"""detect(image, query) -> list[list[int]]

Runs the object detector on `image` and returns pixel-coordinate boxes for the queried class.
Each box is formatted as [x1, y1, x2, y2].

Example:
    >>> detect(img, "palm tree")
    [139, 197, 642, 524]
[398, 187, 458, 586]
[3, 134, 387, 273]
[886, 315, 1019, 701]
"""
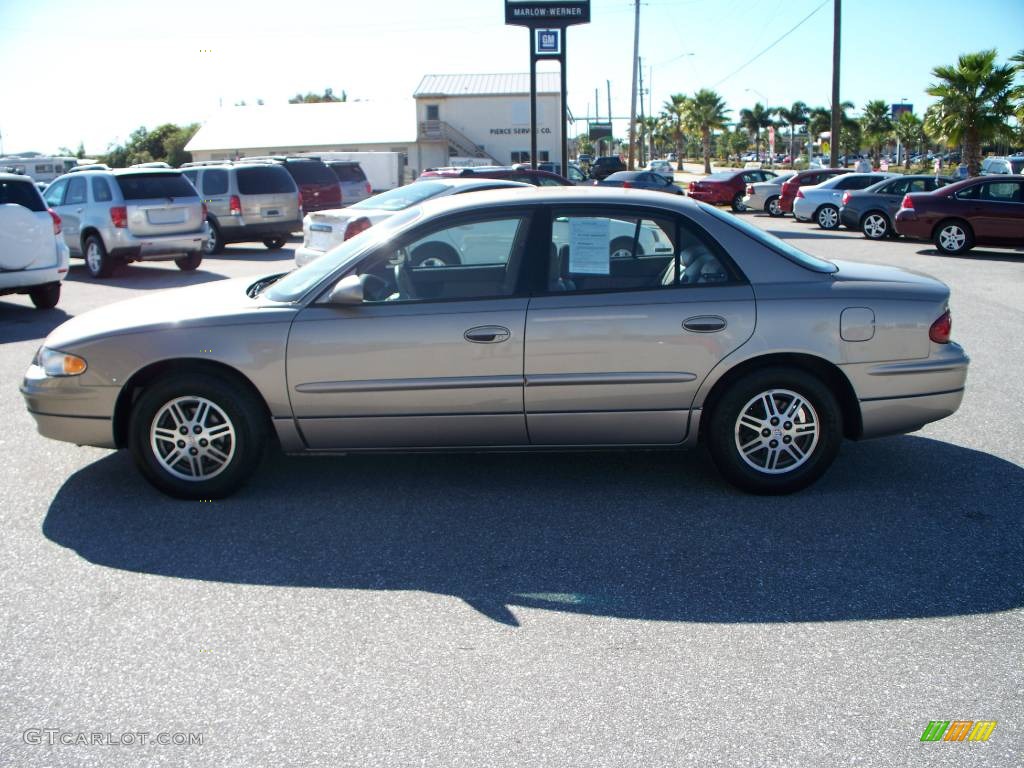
[926, 49, 1016, 176]
[738, 103, 774, 161]
[893, 111, 924, 168]
[777, 101, 809, 168]
[1010, 49, 1024, 122]
[808, 101, 855, 165]
[683, 89, 731, 174]
[860, 100, 893, 167]
[662, 94, 690, 170]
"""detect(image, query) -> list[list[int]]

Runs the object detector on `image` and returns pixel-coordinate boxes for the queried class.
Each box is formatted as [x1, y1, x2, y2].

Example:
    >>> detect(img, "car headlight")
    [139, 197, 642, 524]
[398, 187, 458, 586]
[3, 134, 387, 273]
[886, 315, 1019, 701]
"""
[35, 347, 88, 376]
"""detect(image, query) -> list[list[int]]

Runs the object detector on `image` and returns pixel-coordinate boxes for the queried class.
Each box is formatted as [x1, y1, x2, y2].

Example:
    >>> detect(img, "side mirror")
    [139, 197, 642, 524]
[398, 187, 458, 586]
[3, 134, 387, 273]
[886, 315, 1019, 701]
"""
[327, 274, 364, 305]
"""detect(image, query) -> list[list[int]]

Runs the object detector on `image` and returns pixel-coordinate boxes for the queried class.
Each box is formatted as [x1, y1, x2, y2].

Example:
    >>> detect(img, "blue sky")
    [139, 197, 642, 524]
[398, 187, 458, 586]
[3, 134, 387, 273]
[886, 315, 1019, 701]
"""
[1, 0, 1021, 155]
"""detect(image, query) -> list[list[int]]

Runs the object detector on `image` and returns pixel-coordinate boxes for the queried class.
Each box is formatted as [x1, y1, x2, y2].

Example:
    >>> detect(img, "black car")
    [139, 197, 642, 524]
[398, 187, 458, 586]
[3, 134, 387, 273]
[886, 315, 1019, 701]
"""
[589, 156, 627, 181]
[839, 175, 953, 239]
[595, 170, 683, 194]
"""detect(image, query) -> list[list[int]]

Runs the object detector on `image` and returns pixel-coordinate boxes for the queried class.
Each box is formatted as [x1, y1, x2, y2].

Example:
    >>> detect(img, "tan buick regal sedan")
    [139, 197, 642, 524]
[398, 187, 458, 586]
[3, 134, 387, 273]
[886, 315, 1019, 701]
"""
[22, 187, 969, 498]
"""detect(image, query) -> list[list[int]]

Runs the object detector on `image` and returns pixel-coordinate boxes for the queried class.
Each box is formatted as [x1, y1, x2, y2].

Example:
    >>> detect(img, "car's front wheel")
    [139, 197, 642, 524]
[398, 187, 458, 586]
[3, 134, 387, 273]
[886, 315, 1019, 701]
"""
[766, 196, 783, 217]
[816, 205, 840, 230]
[731, 193, 747, 213]
[129, 373, 267, 499]
[706, 368, 842, 494]
[263, 236, 288, 250]
[29, 282, 61, 309]
[174, 252, 203, 271]
[861, 212, 890, 240]
[934, 219, 974, 255]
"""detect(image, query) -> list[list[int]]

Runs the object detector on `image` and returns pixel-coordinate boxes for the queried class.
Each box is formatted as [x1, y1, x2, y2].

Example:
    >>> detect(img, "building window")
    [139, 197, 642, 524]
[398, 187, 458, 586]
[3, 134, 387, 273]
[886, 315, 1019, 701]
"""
[511, 151, 531, 163]
[426, 105, 439, 121]
[539, 151, 550, 162]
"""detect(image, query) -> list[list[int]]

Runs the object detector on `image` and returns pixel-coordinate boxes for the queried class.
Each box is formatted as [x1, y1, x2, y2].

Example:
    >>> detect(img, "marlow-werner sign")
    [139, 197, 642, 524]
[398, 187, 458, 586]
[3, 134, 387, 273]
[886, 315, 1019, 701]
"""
[505, 1, 590, 26]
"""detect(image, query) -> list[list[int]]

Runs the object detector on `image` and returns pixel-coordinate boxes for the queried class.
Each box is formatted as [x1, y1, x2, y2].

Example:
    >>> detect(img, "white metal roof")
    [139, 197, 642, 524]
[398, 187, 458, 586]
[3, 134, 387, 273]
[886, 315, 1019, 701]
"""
[414, 73, 561, 97]
[184, 101, 417, 153]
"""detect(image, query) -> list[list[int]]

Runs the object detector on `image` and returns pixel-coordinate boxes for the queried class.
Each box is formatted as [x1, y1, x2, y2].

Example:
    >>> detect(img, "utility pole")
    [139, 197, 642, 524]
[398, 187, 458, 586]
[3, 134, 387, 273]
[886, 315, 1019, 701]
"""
[638, 57, 646, 167]
[595, 87, 600, 156]
[829, 0, 841, 168]
[606, 80, 612, 155]
[627, 0, 640, 169]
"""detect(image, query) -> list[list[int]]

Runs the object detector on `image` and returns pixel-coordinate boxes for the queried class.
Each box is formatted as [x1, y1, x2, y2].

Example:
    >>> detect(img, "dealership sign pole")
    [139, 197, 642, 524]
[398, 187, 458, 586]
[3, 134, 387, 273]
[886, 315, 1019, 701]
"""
[505, 1, 590, 175]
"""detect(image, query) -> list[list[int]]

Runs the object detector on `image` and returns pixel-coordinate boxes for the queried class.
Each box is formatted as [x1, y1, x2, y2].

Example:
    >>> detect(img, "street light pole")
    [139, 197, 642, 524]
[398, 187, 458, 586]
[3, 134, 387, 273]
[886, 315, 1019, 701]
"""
[829, 0, 841, 168]
[627, 0, 640, 170]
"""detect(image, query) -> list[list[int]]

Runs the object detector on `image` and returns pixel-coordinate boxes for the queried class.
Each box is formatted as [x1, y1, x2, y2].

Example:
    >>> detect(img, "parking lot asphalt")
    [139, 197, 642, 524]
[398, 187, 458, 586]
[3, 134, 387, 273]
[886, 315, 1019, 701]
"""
[1, 219, 1021, 767]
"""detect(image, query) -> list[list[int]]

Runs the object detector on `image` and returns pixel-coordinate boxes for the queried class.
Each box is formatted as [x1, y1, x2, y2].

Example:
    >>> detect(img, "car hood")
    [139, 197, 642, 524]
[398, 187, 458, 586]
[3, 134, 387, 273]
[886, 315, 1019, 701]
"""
[45, 276, 296, 350]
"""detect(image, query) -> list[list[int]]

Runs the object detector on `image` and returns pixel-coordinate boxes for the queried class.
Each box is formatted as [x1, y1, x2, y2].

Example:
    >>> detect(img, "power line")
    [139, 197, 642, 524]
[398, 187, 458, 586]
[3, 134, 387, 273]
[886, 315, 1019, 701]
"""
[713, 0, 829, 88]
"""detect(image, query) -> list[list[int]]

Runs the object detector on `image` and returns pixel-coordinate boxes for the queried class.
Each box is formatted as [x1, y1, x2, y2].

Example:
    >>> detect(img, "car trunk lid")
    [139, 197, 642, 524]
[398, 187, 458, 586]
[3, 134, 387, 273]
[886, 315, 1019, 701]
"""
[115, 173, 204, 237]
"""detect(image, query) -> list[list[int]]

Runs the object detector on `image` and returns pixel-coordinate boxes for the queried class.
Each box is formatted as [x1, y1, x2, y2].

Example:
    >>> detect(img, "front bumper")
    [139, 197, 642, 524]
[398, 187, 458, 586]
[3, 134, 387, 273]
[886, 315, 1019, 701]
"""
[792, 197, 815, 221]
[839, 206, 861, 229]
[293, 245, 327, 268]
[108, 224, 209, 261]
[21, 364, 118, 448]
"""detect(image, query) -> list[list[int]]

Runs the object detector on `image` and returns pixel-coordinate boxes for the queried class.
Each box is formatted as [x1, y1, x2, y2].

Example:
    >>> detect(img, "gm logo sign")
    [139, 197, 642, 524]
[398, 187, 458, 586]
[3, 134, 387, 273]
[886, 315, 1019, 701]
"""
[534, 28, 561, 56]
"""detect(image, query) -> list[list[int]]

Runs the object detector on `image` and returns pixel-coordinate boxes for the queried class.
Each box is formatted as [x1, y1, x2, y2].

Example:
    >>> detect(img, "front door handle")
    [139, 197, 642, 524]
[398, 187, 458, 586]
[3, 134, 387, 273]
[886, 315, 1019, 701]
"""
[464, 325, 511, 343]
[683, 315, 727, 333]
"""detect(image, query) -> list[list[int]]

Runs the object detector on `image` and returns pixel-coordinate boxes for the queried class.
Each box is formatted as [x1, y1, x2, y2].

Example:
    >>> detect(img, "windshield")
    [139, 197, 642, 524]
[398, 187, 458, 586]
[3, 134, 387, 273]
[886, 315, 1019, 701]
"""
[265, 208, 421, 302]
[700, 203, 837, 273]
[350, 181, 448, 211]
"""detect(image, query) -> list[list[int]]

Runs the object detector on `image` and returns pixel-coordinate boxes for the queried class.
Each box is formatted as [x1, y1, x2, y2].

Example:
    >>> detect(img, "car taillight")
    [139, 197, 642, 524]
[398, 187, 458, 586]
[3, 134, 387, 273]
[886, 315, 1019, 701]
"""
[795, 188, 805, 199]
[364, 182, 372, 196]
[48, 208, 61, 235]
[688, 181, 697, 190]
[841, 191, 851, 206]
[900, 194, 914, 209]
[344, 217, 372, 240]
[929, 309, 952, 344]
[746, 184, 755, 195]
[229, 195, 241, 215]
[621, 181, 632, 188]
[109, 206, 128, 228]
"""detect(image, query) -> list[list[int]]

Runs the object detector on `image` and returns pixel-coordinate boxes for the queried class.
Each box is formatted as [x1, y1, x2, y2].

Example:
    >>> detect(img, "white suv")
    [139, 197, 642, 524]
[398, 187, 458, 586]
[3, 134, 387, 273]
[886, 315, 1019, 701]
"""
[0, 173, 69, 309]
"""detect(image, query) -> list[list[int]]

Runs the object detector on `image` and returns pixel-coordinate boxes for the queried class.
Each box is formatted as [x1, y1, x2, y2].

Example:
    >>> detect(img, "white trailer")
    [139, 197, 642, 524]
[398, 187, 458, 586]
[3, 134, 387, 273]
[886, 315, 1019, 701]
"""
[296, 151, 403, 192]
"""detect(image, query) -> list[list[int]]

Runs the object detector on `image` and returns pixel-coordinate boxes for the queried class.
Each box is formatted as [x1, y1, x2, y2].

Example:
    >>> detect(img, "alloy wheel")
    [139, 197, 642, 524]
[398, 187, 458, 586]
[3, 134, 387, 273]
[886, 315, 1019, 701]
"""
[86, 241, 102, 273]
[939, 224, 966, 252]
[734, 389, 819, 475]
[768, 197, 782, 216]
[818, 207, 839, 229]
[150, 396, 236, 481]
[863, 214, 888, 239]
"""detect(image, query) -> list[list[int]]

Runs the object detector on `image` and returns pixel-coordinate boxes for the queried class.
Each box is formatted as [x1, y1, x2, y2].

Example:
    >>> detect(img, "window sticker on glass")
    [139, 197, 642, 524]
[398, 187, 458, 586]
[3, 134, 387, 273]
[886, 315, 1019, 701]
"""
[569, 217, 611, 275]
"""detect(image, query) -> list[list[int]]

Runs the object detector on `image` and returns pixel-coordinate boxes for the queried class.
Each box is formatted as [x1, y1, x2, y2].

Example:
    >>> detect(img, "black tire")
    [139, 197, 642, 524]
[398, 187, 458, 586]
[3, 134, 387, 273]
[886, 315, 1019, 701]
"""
[816, 205, 840, 230]
[83, 234, 115, 278]
[706, 367, 842, 495]
[609, 236, 644, 259]
[262, 236, 288, 250]
[203, 219, 224, 255]
[29, 282, 61, 309]
[174, 252, 203, 271]
[765, 196, 783, 217]
[933, 218, 974, 255]
[129, 372, 268, 499]
[730, 193, 747, 213]
[409, 241, 460, 267]
[860, 211, 891, 240]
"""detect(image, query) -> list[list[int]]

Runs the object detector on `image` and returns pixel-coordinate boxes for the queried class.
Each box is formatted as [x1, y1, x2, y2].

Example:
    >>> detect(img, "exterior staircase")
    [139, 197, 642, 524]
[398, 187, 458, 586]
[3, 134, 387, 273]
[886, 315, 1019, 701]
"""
[418, 120, 497, 163]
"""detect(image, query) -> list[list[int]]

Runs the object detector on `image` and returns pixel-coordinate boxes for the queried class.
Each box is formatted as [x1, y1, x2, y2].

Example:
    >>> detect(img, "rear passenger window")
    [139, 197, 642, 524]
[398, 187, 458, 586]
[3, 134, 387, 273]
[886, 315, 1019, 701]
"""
[202, 169, 228, 195]
[884, 179, 907, 195]
[0, 180, 46, 212]
[91, 177, 112, 202]
[546, 212, 734, 293]
[329, 164, 366, 182]
[907, 179, 930, 193]
[65, 177, 87, 205]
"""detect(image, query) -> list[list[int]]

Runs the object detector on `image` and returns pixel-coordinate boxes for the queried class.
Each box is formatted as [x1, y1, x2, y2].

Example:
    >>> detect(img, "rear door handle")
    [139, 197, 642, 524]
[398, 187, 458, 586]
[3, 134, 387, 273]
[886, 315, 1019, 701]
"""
[683, 315, 727, 333]
[464, 325, 511, 343]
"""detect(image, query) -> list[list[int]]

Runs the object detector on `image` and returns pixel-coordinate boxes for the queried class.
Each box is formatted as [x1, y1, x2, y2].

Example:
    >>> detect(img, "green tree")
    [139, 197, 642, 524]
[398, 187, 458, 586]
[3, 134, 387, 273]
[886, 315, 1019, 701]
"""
[860, 100, 893, 166]
[893, 111, 924, 168]
[777, 101, 809, 168]
[808, 102, 855, 165]
[926, 49, 1016, 176]
[738, 103, 774, 161]
[682, 89, 730, 174]
[661, 94, 690, 170]
[98, 123, 199, 167]
[288, 87, 346, 104]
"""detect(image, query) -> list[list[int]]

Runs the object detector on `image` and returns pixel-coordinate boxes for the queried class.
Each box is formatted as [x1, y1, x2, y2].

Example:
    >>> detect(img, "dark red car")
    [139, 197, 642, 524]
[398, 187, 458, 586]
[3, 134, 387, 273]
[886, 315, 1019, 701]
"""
[256, 157, 342, 213]
[687, 169, 777, 211]
[894, 175, 1024, 254]
[418, 166, 573, 186]
[778, 168, 851, 214]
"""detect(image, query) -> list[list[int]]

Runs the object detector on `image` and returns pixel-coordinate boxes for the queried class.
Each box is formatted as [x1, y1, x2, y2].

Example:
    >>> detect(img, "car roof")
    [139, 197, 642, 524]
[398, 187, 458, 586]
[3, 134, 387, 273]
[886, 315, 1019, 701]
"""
[408, 185, 695, 217]
[421, 177, 533, 189]
[0, 172, 35, 182]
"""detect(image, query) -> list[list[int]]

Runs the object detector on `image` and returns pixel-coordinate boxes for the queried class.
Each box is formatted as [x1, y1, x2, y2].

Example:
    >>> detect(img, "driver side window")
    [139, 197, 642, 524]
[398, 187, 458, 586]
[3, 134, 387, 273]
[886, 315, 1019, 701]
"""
[352, 216, 528, 303]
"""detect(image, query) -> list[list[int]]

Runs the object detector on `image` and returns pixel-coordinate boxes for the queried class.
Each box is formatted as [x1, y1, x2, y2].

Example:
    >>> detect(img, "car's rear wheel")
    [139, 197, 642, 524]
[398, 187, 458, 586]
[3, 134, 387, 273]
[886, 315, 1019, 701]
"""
[174, 252, 203, 271]
[731, 193, 747, 213]
[816, 205, 840, 230]
[129, 373, 267, 499]
[706, 367, 842, 494]
[861, 211, 890, 240]
[204, 219, 223, 255]
[29, 282, 61, 309]
[766, 196, 783, 217]
[934, 219, 974, 255]
[84, 234, 115, 278]
[263, 236, 288, 250]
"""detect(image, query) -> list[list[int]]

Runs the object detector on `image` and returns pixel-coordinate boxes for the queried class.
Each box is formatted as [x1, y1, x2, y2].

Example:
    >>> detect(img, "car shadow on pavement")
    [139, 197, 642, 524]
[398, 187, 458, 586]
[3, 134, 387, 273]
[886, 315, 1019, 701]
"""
[0, 303, 73, 344]
[43, 435, 1022, 626]
[206, 244, 298, 263]
[65, 263, 230, 291]
[915, 248, 1024, 263]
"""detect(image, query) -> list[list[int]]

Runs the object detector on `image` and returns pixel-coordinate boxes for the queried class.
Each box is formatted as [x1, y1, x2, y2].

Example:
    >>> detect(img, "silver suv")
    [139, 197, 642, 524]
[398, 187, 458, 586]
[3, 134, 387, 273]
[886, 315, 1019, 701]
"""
[43, 169, 208, 278]
[181, 162, 301, 254]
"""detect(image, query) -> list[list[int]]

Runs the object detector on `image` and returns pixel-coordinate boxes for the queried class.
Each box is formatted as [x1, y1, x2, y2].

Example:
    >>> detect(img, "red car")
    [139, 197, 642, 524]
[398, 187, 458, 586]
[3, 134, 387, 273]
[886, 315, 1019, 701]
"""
[250, 157, 343, 214]
[894, 175, 1024, 254]
[688, 169, 777, 211]
[418, 166, 573, 186]
[777, 168, 851, 214]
